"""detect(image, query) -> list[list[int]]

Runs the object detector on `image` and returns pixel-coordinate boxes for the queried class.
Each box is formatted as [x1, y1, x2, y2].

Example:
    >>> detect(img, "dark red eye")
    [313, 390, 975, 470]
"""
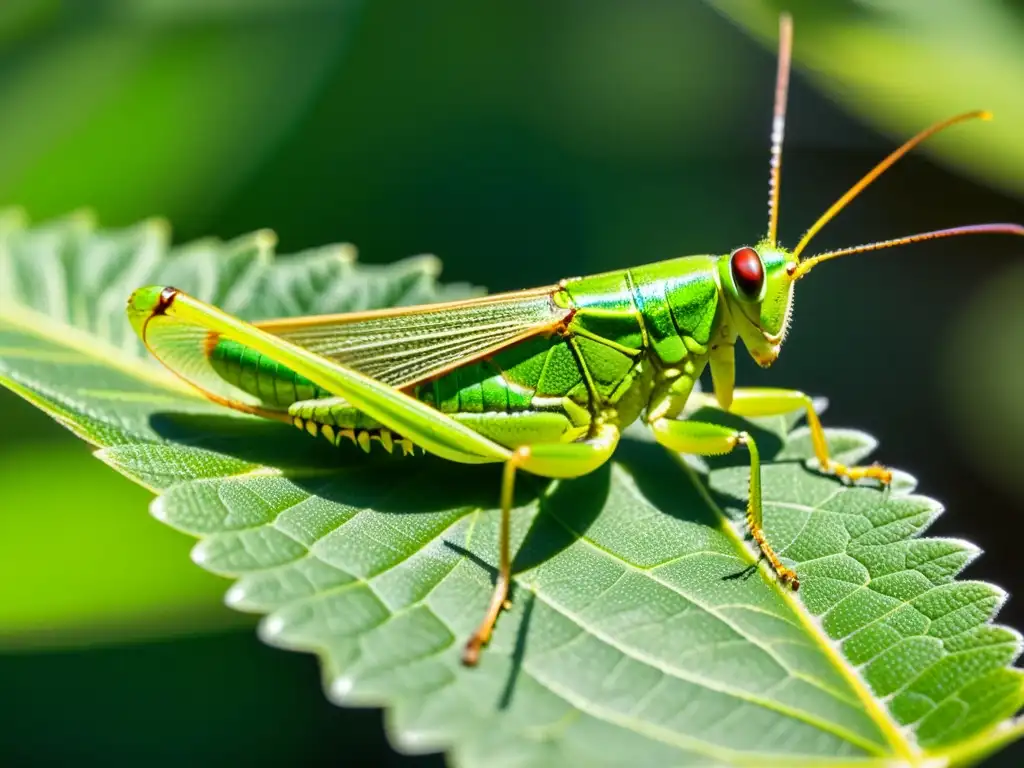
[730, 246, 764, 299]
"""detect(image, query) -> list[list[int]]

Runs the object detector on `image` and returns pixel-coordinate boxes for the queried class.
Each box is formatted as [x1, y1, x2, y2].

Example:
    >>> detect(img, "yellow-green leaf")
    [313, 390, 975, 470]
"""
[1, 211, 1021, 767]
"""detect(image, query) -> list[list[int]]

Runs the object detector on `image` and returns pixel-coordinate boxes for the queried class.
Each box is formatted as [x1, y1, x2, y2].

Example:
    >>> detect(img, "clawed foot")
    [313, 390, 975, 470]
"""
[777, 565, 800, 591]
[821, 460, 892, 486]
[461, 597, 514, 667]
[462, 635, 485, 667]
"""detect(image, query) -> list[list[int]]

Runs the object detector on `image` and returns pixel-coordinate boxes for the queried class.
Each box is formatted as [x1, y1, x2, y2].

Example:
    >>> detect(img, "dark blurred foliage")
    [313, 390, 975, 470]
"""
[1, 0, 1022, 765]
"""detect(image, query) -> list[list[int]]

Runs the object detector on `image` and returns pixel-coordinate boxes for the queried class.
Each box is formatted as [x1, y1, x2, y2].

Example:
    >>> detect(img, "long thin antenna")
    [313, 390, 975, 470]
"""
[792, 110, 992, 259]
[792, 223, 1024, 279]
[766, 13, 793, 247]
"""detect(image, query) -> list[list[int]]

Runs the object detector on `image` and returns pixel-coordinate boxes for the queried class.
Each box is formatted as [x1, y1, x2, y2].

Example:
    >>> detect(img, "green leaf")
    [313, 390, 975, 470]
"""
[946, 260, 1024, 501]
[710, 0, 1024, 199]
[0, 1, 360, 232]
[1, 210, 1021, 767]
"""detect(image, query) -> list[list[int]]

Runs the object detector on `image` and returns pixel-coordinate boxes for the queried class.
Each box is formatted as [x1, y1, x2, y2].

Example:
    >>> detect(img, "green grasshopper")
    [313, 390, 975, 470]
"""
[126, 15, 1023, 666]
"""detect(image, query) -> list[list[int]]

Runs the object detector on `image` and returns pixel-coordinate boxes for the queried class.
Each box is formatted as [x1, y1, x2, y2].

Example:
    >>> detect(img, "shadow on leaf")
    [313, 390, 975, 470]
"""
[150, 409, 546, 520]
[149, 411, 350, 470]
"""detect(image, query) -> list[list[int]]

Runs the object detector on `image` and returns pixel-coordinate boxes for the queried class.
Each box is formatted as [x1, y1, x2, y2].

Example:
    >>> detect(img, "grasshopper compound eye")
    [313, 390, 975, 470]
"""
[730, 246, 764, 299]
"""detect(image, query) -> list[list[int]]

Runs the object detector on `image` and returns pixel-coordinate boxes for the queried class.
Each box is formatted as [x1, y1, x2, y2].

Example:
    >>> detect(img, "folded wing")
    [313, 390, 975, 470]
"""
[256, 286, 568, 388]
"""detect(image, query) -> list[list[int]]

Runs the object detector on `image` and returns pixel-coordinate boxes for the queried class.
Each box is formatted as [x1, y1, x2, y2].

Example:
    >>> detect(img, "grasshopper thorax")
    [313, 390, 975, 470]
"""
[716, 243, 798, 367]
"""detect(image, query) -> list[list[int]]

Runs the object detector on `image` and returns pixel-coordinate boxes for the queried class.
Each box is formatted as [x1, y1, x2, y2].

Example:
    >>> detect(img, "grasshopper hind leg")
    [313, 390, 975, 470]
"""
[462, 424, 620, 666]
[292, 395, 621, 666]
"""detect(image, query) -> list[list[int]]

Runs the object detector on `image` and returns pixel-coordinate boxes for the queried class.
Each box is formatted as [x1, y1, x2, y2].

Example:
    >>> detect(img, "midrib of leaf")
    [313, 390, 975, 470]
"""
[674, 454, 918, 763]
[451, 478, 819, 768]
[0, 312, 1009, 768]
[527, 531, 887, 756]
[0, 301, 195, 397]
[1, 212, 1021, 768]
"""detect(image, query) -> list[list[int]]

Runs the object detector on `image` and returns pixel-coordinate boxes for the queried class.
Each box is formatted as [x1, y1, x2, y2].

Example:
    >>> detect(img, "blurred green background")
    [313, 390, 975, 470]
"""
[2, 0, 1023, 765]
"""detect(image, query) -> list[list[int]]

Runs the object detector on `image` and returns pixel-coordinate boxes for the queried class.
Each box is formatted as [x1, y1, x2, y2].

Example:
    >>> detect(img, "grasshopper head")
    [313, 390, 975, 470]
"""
[717, 243, 798, 367]
[723, 15, 1023, 368]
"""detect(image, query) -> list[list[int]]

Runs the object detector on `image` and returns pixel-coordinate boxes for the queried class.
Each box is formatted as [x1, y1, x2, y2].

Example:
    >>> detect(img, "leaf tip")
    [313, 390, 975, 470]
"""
[0, 207, 28, 231]
[150, 496, 169, 523]
[190, 540, 210, 567]
[68, 208, 97, 229]
[419, 254, 443, 277]
[327, 675, 355, 704]
[143, 216, 173, 243]
[938, 536, 984, 560]
[333, 243, 357, 264]
[253, 228, 278, 252]
[259, 613, 286, 641]
[224, 583, 248, 608]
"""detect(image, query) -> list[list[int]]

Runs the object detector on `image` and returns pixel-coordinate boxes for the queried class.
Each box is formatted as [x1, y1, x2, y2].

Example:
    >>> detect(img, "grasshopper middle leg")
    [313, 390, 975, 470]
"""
[648, 416, 799, 590]
[649, 386, 893, 590]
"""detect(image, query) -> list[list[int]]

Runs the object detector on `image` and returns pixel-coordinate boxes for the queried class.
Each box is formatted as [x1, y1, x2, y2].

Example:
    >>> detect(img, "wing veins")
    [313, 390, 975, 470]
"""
[255, 286, 568, 387]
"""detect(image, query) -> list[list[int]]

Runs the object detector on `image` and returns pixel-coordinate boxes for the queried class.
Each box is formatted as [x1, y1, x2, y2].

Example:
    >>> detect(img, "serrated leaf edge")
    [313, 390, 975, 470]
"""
[1, 211, 1022, 767]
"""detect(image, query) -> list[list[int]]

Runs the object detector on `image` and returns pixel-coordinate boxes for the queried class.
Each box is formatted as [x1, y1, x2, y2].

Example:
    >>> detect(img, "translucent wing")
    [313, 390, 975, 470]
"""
[127, 284, 568, 421]
[127, 286, 511, 463]
[129, 287, 301, 419]
[255, 286, 568, 388]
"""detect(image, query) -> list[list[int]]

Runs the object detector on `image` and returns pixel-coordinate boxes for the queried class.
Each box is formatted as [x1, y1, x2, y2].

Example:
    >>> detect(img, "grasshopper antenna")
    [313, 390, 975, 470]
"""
[792, 110, 993, 260]
[766, 12, 793, 248]
[793, 223, 1024, 278]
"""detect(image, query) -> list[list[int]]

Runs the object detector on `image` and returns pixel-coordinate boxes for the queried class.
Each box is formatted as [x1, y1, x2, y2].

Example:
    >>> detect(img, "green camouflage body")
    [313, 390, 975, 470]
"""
[209, 256, 722, 454]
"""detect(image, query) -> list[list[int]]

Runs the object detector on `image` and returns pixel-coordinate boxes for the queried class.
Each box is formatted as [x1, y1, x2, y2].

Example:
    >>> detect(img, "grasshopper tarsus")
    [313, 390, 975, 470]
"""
[823, 460, 894, 487]
[461, 639, 483, 667]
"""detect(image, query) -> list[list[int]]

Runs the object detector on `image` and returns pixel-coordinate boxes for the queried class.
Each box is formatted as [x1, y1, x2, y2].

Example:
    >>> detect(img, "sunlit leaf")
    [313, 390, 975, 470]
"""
[1, 211, 1021, 766]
